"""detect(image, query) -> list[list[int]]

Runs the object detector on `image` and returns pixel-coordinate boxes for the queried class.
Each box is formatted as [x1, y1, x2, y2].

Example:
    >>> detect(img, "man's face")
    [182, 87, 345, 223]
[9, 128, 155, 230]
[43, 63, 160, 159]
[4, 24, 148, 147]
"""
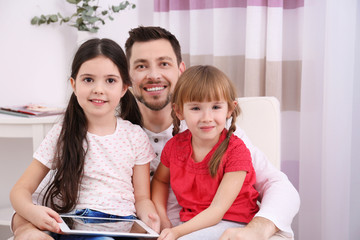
[128, 39, 184, 111]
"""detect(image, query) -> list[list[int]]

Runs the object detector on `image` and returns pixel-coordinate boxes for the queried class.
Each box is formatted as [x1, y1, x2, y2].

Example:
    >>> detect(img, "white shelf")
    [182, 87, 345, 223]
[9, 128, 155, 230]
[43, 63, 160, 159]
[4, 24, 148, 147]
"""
[0, 207, 13, 226]
[0, 113, 59, 152]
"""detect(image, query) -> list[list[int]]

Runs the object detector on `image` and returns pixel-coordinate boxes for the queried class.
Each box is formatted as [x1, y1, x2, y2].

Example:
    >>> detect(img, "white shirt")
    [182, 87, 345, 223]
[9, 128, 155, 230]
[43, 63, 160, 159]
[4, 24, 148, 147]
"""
[33, 118, 155, 217]
[144, 122, 300, 237]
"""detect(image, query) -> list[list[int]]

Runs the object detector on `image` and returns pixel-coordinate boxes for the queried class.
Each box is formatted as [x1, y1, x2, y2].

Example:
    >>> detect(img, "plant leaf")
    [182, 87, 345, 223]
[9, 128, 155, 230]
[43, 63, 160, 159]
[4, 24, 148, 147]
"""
[119, 1, 130, 10]
[49, 14, 58, 22]
[83, 6, 94, 16]
[62, 17, 71, 23]
[30, 16, 39, 25]
[83, 15, 99, 24]
[112, 5, 121, 13]
[30, 0, 137, 31]
[66, 0, 81, 4]
[38, 15, 47, 25]
[89, 26, 99, 33]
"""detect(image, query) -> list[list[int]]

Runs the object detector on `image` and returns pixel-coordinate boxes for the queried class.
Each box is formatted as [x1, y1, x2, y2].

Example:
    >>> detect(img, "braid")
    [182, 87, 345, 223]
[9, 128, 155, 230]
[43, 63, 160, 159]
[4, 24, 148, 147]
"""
[228, 103, 240, 135]
[208, 103, 240, 177]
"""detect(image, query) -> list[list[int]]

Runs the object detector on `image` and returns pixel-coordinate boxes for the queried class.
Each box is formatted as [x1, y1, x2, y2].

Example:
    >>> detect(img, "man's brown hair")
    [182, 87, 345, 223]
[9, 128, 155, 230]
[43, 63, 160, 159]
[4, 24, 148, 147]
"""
[125, 26, 182, 65]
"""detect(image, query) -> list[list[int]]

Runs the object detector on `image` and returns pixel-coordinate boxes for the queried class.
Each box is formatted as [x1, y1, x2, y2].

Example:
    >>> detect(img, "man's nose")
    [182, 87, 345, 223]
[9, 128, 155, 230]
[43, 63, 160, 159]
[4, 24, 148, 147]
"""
[146, 68, 161, 81]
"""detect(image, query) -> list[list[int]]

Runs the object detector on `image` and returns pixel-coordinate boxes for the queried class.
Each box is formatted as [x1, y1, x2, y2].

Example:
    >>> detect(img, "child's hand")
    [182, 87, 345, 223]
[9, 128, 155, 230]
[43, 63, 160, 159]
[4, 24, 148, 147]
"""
[144, 212, 161, 233]
[160, 218, 172, 231]
[13, 221, 55, 240]
[27, 205, 62, 233]
[158, 228, 179, 240]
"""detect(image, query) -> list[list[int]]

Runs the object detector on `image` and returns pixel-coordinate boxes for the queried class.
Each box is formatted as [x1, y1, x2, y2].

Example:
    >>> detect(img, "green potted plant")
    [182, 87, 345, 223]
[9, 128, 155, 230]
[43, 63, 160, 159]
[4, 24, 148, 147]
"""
[31, 0, 136, 33]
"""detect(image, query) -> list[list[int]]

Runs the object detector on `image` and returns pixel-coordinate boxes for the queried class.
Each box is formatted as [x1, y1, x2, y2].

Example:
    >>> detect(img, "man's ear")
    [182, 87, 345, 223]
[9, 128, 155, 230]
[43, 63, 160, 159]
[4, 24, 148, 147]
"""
[173, 104, 184, 120]
[179, 61, 186, 75]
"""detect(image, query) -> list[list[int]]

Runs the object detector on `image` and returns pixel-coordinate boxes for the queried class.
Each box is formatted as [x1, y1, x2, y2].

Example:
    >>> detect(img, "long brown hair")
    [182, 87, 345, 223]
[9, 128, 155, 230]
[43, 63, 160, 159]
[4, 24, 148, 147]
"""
[171, 65, 241, 177]
[42, 38, 142, 213]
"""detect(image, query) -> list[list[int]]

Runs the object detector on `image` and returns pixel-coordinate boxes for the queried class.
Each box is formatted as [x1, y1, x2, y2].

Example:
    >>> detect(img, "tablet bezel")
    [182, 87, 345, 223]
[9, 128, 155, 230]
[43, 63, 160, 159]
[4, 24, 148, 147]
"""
[58, 215, 159, 238]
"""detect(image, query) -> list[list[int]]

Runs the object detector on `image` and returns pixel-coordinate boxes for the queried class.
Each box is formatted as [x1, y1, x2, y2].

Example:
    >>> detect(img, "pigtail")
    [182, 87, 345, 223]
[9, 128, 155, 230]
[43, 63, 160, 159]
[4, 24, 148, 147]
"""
[208, 103, 240, 177]
[119, 90, 143, 126]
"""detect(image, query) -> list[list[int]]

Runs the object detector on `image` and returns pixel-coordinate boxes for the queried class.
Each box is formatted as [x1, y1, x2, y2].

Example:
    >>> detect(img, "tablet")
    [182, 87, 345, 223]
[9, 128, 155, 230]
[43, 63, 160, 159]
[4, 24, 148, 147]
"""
[58, 215, 159, 238]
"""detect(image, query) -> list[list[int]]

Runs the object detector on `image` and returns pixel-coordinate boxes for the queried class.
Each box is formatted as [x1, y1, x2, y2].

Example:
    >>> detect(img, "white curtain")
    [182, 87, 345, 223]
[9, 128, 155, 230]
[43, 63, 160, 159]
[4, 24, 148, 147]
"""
[152, 0, 360, 239]
[153, 0, 303, 111]
[299, 0, 360, 239]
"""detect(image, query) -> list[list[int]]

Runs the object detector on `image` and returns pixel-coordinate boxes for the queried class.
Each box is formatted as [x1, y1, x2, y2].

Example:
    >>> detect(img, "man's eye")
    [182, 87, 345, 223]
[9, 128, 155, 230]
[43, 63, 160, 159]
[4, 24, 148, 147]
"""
[136, 65, 146, 69]
[161, 62, 169, 67]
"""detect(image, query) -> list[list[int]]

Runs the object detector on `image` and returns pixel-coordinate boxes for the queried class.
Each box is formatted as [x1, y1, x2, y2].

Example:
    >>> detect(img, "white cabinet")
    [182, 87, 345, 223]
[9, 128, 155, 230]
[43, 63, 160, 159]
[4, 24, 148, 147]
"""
[0, 114, 59, 225]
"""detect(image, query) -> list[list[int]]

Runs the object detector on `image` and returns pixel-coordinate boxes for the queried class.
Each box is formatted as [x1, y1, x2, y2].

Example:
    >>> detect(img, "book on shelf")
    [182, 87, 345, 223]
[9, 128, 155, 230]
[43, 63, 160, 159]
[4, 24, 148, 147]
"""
[0, 104, 64, 117]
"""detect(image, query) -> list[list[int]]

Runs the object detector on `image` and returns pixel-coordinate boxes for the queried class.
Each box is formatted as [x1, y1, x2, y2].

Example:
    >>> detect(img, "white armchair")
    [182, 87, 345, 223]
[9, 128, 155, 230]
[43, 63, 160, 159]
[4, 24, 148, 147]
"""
[236, 97, 281, 169]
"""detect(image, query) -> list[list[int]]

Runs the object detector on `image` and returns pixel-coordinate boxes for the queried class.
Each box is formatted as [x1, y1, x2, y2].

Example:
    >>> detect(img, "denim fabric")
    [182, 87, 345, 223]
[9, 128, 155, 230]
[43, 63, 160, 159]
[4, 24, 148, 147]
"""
[74, 209, 136, 222]
[51, 209, 137, 240]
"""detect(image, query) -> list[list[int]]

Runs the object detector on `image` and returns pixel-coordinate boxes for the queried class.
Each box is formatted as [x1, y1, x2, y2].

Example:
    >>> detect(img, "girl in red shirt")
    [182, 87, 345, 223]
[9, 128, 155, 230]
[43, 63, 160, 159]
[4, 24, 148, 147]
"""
[151, 65, 259, 240]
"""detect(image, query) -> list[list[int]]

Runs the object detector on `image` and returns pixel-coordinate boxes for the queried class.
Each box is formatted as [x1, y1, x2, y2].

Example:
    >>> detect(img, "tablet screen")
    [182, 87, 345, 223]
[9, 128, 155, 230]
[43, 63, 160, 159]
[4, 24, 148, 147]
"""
[61, 215, 148, 234]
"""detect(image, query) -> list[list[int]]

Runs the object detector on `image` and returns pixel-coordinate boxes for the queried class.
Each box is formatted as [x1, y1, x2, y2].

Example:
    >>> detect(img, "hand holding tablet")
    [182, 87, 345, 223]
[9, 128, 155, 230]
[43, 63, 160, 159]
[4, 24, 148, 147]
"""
[58, 215, 159, 238]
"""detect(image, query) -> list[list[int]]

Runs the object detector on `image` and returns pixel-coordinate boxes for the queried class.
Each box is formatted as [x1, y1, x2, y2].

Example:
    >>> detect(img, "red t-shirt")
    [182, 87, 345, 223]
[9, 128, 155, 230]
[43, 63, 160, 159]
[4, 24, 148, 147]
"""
[161, 129, 259, 223]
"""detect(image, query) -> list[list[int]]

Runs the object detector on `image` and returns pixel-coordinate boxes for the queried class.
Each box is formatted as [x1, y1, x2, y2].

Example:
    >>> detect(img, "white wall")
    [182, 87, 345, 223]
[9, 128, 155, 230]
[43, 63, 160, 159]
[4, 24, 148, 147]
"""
[0, 0, 153, 208]
[0, 0, 153, 107]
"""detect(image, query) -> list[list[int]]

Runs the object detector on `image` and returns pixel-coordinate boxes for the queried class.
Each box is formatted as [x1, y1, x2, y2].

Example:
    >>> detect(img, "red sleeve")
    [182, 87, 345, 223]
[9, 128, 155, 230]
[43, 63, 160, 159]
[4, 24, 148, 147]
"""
[224, 135, 253, 173]
[160, 138, 173, 168]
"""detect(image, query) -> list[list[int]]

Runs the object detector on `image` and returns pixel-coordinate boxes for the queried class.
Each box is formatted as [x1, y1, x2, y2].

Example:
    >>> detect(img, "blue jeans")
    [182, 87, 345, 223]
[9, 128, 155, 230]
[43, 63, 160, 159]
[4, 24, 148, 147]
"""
[51, 209, 137, 240]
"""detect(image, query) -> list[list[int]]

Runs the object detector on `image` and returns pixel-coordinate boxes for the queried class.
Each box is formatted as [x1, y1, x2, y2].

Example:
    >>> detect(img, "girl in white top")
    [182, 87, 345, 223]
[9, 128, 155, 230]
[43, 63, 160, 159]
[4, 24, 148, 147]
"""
[10, 38, 160, 239]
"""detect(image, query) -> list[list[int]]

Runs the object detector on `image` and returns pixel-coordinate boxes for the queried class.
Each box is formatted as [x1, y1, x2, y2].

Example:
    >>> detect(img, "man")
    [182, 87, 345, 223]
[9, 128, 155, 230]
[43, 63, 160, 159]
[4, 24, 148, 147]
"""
[124, 26, 299, 240]
[12, 26, 299, 240]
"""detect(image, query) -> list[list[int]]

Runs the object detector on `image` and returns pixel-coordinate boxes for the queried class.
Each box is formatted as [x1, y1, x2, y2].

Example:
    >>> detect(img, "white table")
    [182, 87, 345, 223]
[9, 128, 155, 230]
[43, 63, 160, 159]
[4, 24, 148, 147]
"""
[0, 113, 60, 226]
[0, 113, 61, 152]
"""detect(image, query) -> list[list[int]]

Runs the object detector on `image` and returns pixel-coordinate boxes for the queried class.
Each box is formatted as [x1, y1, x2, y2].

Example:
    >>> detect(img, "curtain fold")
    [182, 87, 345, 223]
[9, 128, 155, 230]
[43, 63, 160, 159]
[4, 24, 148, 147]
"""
[153, 0, 304, 111]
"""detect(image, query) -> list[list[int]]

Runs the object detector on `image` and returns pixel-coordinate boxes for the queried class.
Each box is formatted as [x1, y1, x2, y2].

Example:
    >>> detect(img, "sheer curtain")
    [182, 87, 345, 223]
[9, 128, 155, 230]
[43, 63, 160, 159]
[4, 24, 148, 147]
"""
[152, 0, 360, 239]
[299, 0, 359, 239]
[154, 0, 303, 111]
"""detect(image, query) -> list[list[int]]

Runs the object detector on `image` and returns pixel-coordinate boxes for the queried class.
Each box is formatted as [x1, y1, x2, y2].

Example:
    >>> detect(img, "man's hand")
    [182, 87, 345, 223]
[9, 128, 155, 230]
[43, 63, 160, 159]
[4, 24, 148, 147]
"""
[219, 217, 278, 240]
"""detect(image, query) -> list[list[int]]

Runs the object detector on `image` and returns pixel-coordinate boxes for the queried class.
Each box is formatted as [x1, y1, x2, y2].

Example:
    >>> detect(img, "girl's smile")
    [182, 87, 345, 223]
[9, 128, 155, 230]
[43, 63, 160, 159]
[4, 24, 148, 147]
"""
[89, 98, 107, 106]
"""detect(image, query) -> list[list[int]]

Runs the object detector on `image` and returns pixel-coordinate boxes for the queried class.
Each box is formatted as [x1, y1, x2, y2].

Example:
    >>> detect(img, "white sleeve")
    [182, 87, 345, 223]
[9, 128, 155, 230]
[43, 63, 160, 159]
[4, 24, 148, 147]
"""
[234, 126, 300, 237]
